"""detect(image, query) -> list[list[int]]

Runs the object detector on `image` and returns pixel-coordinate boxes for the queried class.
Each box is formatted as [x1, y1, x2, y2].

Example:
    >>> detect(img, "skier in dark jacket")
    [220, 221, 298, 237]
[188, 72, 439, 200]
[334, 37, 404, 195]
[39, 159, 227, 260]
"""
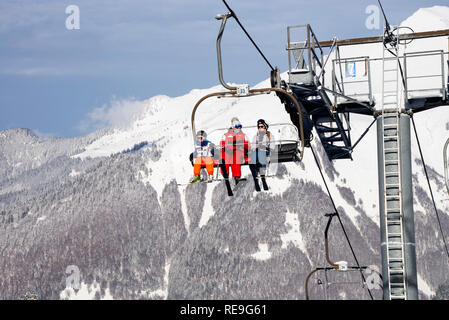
[249, 119, 274, 191]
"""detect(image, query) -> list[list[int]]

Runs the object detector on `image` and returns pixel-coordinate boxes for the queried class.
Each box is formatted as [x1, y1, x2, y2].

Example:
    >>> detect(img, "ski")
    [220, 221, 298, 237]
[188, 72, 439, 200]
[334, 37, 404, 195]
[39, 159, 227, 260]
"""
[176, 179, 209, 186]
[224, 178, 233, 196]
[253, 177, 261, 192]
[176, 181, 202, 187]
[176, 177, 246, 187]
[219, 161, 233, 196]
[261, 176, 269, 191]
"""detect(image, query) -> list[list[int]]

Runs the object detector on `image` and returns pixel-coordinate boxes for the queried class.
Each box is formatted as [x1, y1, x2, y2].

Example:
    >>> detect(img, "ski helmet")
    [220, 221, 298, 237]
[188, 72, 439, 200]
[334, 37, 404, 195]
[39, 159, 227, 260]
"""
[231, 117, 242, 129]
[196, 130, 207, 139]
[257, 119, 268, 130]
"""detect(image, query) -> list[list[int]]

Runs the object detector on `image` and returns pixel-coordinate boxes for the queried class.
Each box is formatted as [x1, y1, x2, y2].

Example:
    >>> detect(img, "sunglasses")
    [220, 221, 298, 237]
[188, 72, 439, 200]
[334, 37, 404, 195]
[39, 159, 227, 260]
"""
[258, 125, 265, 128]
[234, 124, 242, 129]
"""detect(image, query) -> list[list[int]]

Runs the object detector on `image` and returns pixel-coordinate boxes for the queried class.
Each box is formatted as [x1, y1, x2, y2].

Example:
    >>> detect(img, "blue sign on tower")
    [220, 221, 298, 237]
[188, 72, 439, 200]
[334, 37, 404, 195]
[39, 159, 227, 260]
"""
[346, 61, 356, 78]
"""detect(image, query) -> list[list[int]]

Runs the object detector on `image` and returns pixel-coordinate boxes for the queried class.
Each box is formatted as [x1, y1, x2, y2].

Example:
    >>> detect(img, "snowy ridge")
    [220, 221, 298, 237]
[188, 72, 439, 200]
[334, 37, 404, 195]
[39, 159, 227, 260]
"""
[401, 6, 449, 32]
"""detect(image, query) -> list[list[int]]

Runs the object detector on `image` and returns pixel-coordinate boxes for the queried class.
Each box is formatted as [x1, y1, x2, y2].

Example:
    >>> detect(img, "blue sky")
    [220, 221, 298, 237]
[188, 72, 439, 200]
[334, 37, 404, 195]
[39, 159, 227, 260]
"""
[0, 0, 445, 137]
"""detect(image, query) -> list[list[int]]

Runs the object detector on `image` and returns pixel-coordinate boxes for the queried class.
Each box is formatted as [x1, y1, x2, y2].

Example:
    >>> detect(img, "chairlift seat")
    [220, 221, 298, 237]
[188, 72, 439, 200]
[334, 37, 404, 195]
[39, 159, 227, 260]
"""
[190, 123, 302, 168]
[190, 141, 300, 168]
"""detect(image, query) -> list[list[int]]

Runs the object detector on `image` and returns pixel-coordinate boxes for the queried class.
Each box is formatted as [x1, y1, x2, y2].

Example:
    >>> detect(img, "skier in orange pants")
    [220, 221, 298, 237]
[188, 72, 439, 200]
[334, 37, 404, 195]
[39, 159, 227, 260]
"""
[191, 130, 215, 183]
[194, 156, 214, 177]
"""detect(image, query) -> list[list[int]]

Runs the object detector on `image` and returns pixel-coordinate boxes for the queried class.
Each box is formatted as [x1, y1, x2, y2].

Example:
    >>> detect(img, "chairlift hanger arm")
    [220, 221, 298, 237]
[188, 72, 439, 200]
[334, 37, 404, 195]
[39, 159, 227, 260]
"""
[324, 213, 339, 268]
[305, 211, 379, 300]
[310, 145, 374, 299]
[216, 12, 237, 90]
[191, 90, 236, 142]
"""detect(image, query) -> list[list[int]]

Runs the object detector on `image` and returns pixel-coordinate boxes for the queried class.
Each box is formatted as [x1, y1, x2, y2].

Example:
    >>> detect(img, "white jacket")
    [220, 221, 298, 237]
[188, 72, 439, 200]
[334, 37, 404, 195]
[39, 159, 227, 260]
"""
[251, 131, 275, 156]
[193, 139, 215, 158]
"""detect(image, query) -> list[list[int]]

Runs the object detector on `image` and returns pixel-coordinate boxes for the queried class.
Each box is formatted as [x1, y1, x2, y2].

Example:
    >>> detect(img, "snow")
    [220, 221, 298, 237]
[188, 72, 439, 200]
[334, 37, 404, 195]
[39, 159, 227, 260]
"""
[179, 187, 191, 234]
[418, 273, 436, 298]
[198, 183, 216, 229]
[146, 261, 171, 300]
[69, 169, 81, 177]
[60, 281, 114, 300]
[279, 209, 310, 262]
[266, 173, 294, 197]
[401, 6, 449, 32]
[250, 243, 272, 261]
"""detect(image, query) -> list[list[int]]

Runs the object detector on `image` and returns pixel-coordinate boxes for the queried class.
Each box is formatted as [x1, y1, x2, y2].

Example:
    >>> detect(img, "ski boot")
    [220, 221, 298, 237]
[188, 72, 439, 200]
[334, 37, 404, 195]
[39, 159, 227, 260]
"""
[189, 175, 201, 184]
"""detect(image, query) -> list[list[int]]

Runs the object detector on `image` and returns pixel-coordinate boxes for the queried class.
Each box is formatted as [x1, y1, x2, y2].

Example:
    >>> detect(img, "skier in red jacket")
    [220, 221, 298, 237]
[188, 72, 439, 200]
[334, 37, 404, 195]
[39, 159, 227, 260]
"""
[220, 117, 250, 185]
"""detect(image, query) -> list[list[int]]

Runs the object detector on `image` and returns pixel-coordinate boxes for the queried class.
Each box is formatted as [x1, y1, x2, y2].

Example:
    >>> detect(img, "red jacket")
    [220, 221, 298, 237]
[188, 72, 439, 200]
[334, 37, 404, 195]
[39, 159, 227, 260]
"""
[220, 129, 250, 164]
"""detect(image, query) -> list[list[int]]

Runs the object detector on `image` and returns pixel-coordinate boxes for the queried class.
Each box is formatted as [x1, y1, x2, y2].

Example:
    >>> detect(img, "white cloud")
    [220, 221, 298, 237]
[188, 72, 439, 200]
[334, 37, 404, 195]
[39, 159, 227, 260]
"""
[78, 97, 147, 133]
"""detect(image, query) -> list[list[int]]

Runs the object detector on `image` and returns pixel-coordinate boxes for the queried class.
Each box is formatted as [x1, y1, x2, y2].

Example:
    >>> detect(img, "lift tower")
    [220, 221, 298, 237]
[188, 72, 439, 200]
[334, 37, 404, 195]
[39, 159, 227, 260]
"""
[282, 22, 449, 299]
[377, 26, 416, 300]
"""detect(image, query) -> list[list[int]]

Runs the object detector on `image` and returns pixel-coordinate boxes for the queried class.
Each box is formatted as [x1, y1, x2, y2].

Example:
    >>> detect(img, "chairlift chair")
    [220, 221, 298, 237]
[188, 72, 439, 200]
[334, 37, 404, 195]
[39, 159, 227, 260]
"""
[190, 122, 302, 168]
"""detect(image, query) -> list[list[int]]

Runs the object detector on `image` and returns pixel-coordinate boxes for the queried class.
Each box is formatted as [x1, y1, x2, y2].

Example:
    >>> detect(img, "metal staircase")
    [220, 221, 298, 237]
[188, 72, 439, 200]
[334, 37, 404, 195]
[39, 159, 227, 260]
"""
[381, 26, 407, 300]
[285, 25, 353, 160]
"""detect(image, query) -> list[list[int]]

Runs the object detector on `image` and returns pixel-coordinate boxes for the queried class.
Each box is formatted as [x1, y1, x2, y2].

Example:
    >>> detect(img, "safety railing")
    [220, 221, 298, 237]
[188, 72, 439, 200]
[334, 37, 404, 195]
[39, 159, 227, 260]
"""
[403, 50, 447, 101]
[332, 56, 374, 105]
[286, 24, 324, 85]
[330, 50, 448, 107]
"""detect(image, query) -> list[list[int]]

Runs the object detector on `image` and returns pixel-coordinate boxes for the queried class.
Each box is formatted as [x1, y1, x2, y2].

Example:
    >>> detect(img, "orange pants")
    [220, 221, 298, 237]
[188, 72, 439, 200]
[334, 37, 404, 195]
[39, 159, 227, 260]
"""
[194, 156, 214, 176]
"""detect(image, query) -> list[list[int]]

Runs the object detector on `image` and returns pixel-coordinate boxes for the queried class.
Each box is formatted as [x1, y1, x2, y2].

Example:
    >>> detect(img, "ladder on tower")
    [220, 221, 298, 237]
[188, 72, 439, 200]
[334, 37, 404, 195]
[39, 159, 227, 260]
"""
[381, 26, 407, 300]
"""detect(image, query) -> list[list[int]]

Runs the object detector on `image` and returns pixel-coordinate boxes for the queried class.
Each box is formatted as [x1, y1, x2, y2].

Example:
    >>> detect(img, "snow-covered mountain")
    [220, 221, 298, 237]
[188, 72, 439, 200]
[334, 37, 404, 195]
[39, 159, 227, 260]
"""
[1, 6, 448, 300]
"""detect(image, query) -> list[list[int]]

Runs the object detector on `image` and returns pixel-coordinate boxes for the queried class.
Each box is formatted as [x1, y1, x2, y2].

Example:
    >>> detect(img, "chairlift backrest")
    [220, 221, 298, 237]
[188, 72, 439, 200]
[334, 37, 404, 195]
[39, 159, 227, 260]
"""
[207, 123, 299, 146]
[203, 123, 301, 164]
